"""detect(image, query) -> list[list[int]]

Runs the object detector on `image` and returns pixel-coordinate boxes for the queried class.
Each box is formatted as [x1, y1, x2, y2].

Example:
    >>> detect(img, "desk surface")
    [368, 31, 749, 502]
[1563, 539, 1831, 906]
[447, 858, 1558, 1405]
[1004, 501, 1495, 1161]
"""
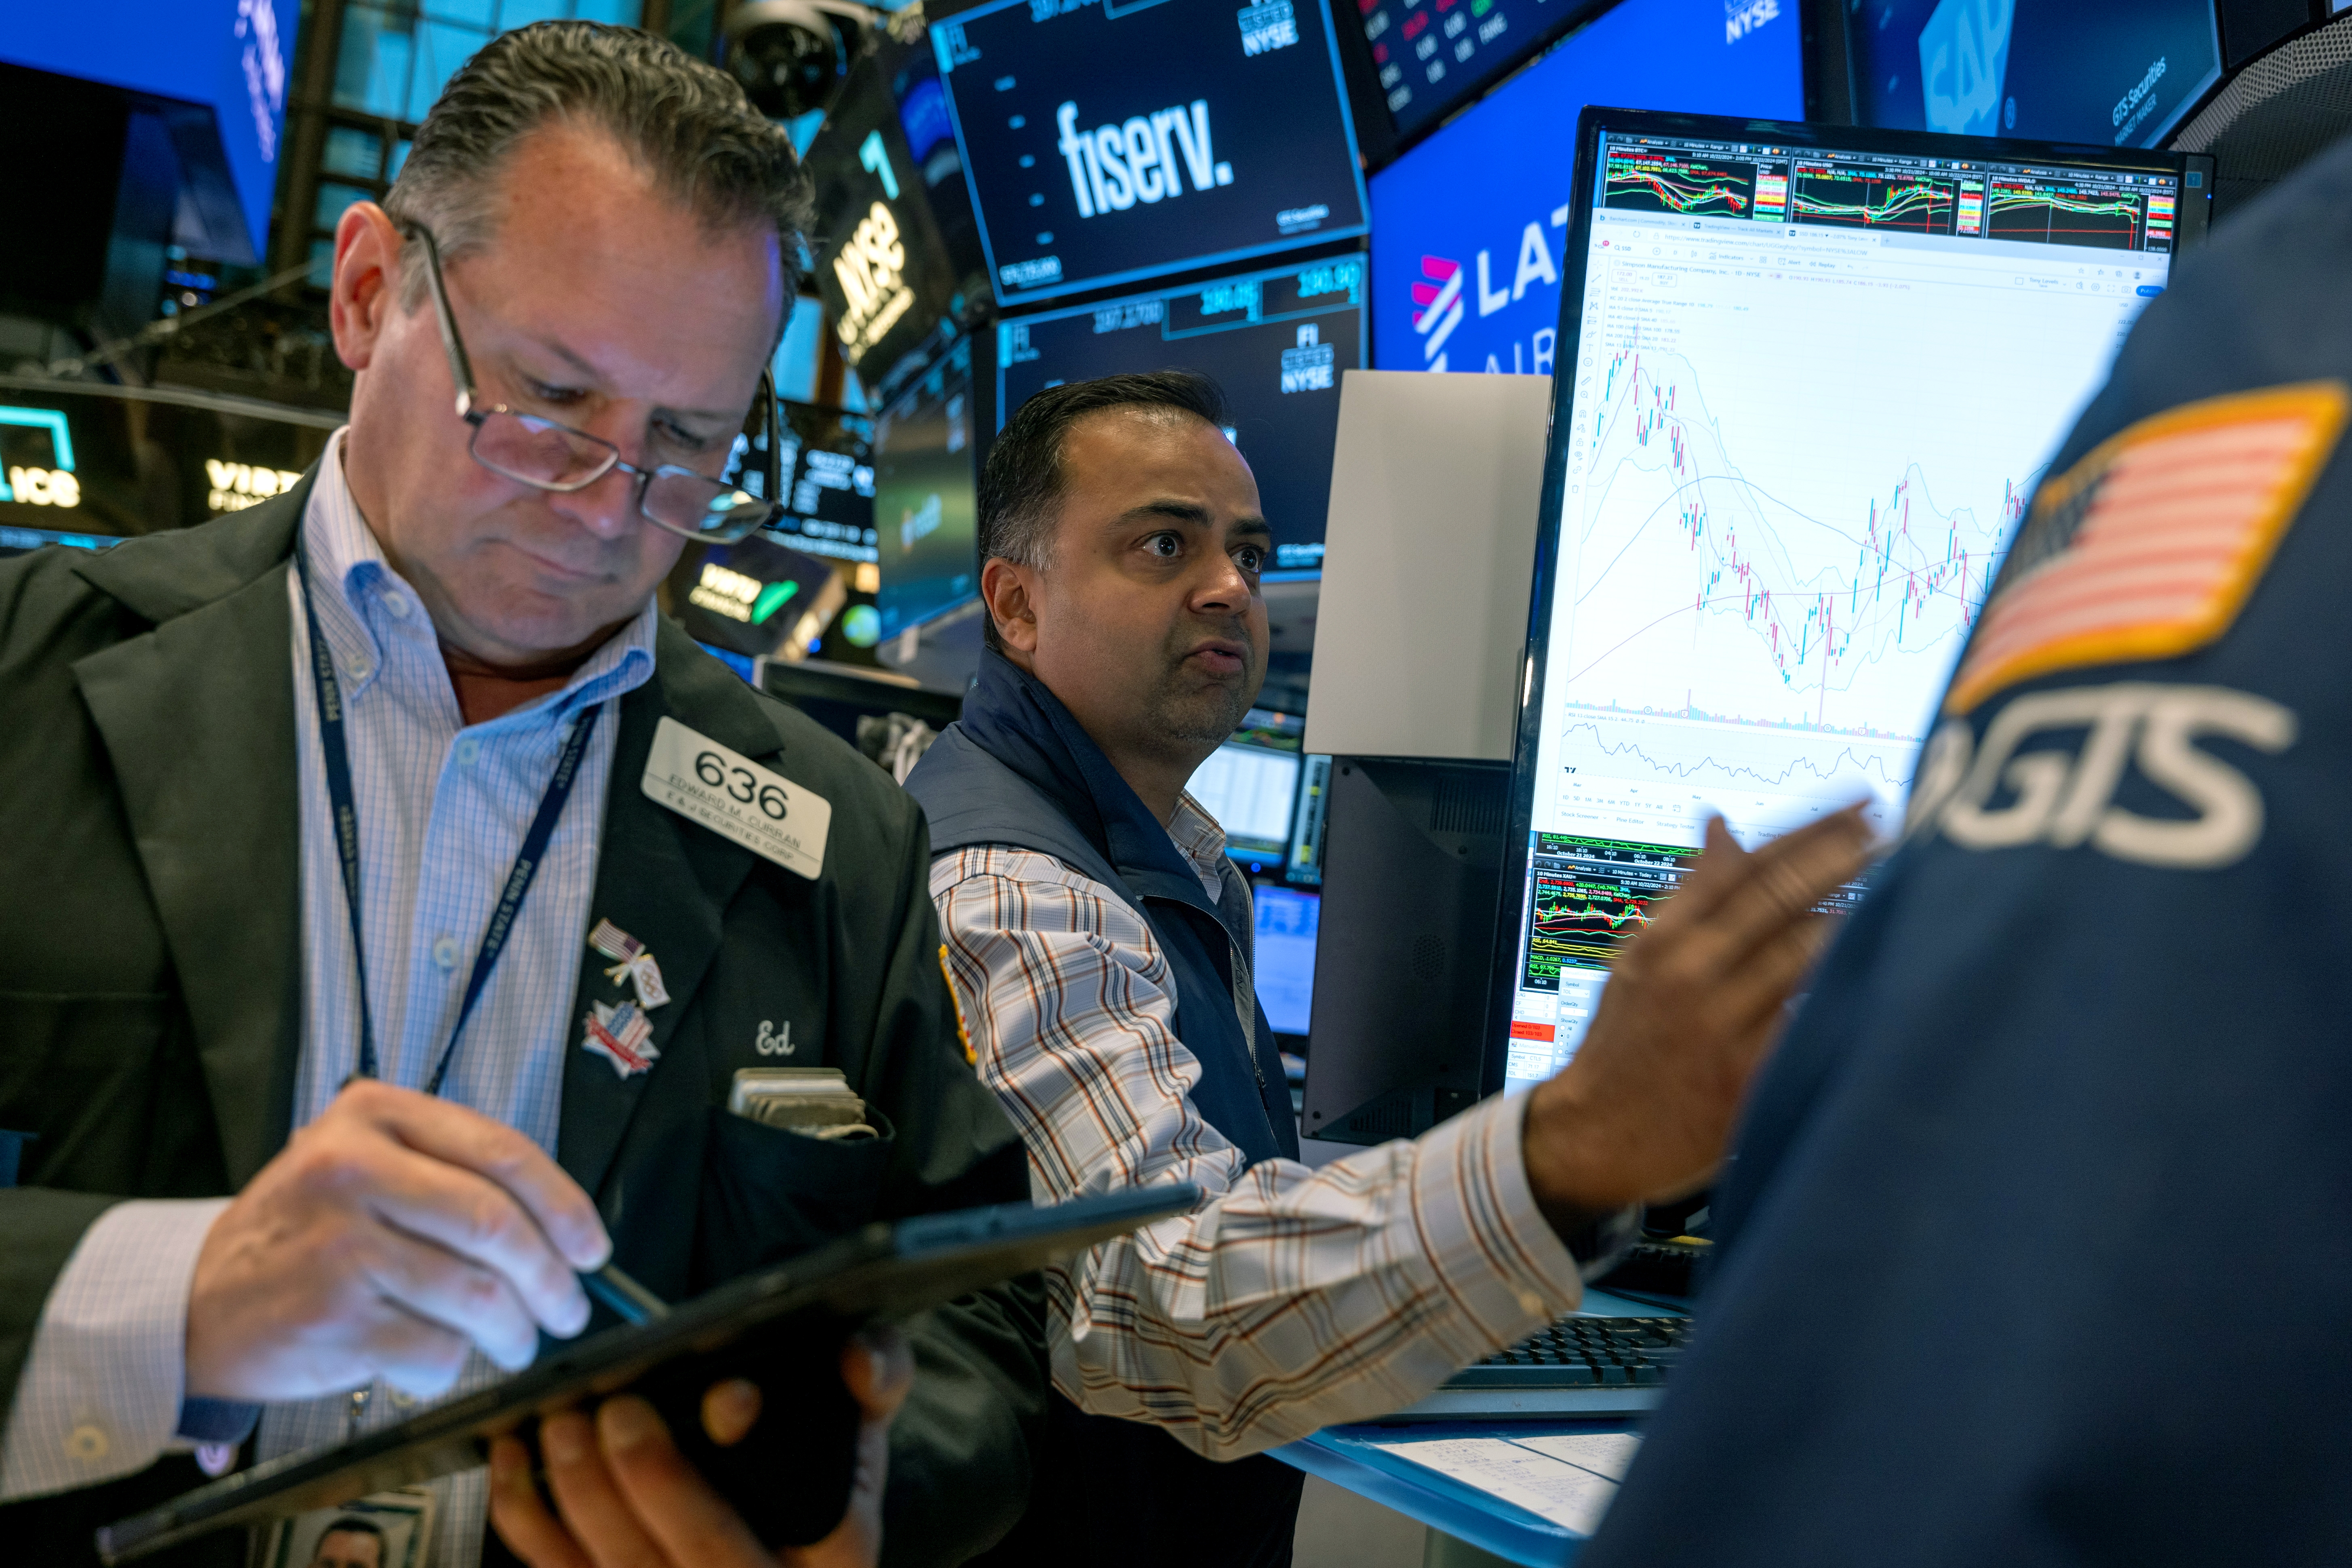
[1271, 1287, 1679, 1567]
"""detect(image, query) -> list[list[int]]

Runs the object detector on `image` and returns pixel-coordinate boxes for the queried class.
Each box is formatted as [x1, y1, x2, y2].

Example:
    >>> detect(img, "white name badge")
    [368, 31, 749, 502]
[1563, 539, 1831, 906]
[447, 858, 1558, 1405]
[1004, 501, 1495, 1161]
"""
[643, 716, 830, 880]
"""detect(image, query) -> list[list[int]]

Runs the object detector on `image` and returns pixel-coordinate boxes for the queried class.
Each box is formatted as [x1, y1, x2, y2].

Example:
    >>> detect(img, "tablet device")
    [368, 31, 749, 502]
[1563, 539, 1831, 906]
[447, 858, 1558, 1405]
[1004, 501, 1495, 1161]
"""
[98, 1184, 1200, 1563]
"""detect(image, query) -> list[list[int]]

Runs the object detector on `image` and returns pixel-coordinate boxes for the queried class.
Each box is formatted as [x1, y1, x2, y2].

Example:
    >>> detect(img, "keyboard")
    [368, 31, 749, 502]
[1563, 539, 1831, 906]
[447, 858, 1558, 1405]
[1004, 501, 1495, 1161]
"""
[1378, 1316, 1693, 1421]
[1595, 1238, 1706, 1298]
[1450, 1316, 1688, 1389]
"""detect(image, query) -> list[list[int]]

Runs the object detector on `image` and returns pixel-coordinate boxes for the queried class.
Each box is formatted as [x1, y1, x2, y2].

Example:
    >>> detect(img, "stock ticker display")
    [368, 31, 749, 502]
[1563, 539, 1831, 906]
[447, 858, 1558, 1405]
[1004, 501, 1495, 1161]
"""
[1599, 139, 2181, 251]
[929, 0, 1368, 306]
[1498, 123, 2184, 1092]
[1351, 0, 1569, 142]
[1368, 0, 1800, 378]
[762, 401, 877, 569]
[997, 256, 1365, 571]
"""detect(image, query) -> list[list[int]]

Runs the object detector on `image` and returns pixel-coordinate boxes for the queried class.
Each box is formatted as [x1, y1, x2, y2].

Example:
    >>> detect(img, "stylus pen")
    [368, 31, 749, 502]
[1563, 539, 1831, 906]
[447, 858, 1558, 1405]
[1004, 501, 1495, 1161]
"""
[583, 1263, 671, 1325]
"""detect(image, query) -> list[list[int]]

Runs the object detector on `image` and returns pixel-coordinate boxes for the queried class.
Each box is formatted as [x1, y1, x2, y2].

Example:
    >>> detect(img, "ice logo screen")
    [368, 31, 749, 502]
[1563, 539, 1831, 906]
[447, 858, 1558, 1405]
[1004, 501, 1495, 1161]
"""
[1055, 100, 1235, 218]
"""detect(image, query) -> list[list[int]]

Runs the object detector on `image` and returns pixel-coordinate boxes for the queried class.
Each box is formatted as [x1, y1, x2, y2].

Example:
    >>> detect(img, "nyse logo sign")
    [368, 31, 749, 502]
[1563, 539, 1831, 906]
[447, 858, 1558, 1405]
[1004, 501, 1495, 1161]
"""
[236, 0, 287, 161]
[1407, 207, 1563, 373]
[1056, 100, 1232, 218]
[1238, 0, 1299, 55]
[1724, 0, 1780, 44]
[832, 199, 916, 366]
[1907, 683, 2295, 870]
[1280, 323, 1335, 392]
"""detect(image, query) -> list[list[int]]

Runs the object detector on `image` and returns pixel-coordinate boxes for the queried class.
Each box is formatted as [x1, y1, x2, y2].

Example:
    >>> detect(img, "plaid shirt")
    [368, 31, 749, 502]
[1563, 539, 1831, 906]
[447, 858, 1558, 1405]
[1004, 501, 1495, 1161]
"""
[931, 793, 1585, 1460]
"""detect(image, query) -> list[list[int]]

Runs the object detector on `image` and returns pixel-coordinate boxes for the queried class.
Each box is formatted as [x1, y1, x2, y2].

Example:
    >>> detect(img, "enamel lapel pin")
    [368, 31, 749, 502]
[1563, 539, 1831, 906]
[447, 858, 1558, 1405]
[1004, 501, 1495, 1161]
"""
[589, 918, 671, 1009]
[583, 999, 659, 1080]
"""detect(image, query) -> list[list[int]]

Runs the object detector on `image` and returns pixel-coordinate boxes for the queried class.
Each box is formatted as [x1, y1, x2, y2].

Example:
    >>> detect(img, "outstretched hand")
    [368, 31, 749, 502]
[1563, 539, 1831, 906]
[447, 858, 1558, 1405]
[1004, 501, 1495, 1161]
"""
[1522, 805, 1878, 1224]
[488, 1328, 917, 1568]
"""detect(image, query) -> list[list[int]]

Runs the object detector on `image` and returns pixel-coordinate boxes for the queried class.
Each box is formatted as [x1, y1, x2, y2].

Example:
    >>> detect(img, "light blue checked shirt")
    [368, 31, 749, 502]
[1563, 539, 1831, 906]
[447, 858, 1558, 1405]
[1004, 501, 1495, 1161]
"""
[0, 432, 656, 1566]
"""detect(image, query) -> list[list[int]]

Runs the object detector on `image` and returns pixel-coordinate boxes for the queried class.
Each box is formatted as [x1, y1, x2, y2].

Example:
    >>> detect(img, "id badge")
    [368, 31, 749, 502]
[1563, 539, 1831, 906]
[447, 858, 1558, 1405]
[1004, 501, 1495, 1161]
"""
[264, 1487, 438, 1568]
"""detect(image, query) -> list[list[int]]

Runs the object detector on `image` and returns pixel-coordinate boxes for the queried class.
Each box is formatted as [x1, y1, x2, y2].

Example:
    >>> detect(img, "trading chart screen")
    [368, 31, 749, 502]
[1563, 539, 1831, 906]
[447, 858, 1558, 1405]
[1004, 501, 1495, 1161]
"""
[1499, 123, 2183, 1092]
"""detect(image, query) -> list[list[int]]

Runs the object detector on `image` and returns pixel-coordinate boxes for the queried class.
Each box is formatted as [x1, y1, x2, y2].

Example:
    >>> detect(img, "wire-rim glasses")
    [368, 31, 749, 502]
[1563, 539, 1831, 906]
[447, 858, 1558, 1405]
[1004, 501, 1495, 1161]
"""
[405, 222, 782, 545]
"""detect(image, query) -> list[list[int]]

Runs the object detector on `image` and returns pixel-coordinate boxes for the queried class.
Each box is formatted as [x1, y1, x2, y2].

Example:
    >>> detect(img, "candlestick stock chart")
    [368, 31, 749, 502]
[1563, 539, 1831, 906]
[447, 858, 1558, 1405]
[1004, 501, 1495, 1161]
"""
[1558, 341, 2022, 751]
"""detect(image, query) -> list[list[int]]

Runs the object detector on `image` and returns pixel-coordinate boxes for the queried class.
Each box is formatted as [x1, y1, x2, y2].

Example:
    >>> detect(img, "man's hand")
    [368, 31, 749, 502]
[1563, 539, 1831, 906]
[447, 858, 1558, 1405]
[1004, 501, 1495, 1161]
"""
[185, 1078, 611, 1401]
[487, 1329, 917, 1568]
[1523, 805, 1878, 1224]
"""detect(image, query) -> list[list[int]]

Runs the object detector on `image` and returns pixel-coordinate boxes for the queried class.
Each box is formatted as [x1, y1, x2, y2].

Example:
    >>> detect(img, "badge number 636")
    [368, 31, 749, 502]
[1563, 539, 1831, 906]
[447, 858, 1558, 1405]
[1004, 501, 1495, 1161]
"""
[695, 750, 789, 820]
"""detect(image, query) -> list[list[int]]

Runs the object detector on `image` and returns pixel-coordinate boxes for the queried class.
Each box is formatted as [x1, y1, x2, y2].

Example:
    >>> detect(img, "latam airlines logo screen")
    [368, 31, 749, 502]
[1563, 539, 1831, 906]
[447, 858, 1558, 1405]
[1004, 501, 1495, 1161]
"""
[934, 0, 1367, 305]
[1371, 0, 1800, 376]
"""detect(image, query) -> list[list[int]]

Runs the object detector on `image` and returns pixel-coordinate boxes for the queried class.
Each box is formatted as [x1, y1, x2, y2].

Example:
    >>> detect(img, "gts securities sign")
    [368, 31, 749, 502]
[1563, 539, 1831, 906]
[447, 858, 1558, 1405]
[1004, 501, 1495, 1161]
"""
[932, 0, 1367, 305]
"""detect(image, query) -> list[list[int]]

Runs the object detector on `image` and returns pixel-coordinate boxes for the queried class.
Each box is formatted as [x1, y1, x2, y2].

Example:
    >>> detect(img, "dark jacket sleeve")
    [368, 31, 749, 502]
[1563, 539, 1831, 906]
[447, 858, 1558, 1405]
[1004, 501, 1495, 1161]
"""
[848, 794, 1049, 1568]
[0, 545, 248, 1566]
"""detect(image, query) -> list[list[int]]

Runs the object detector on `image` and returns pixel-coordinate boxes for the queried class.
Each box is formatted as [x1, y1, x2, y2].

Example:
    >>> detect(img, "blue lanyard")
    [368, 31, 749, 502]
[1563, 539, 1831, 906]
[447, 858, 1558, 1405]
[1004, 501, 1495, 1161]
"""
[294, 535, 600, 1096]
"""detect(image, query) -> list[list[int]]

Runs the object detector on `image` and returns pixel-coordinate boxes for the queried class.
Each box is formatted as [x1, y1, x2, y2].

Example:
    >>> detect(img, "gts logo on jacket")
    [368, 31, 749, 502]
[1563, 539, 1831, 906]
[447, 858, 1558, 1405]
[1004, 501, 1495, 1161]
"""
[1907, 683, 2296, 870]
[1055, 99, 1233, 219]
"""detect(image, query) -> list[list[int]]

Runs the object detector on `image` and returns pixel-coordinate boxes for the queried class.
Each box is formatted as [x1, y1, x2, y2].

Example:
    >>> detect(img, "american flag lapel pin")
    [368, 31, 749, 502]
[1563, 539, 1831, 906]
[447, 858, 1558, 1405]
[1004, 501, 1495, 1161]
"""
[588, 918, 671, 1010]
[583, 999, 660, 1079]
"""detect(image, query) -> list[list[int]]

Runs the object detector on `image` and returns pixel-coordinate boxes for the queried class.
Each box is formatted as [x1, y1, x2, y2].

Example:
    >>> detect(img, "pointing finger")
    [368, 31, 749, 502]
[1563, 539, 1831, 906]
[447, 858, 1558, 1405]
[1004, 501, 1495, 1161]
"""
[343, 1081, 611, 1269]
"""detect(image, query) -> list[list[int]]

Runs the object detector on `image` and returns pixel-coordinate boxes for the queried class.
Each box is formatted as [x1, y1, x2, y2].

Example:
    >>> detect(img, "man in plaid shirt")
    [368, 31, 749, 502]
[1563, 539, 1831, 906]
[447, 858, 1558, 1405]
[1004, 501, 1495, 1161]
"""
[903, 370, 1873, 1565]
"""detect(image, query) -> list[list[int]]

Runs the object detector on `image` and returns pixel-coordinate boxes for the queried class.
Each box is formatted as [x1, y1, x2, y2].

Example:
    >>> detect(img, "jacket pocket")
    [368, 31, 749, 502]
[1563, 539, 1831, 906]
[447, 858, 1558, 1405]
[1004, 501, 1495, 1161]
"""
[692, 1104, 898, 1292]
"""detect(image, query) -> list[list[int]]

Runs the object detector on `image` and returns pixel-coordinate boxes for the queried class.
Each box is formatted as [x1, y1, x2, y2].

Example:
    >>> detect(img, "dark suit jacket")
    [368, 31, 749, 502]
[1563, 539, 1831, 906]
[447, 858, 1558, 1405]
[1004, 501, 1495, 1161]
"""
[0, 483, 1045, 1566]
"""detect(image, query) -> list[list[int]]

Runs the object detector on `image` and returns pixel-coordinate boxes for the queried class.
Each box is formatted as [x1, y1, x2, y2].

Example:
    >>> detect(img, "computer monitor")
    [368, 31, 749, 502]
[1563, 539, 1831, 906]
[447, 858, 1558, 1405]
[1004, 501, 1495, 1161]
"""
[928, 0, 1369, 307]
[763, 401, 876, 569]
[1368, 0, 1802, 377]
[872, 336, 980, 641]
[1847, 1, 2224, 150]
[1487, 107, 2214, 1097]
[998, 255, 1365, 573]
[1187, 740, 1304, 864]
[1285, 754, 1333, 885]
[1252, 884, 1319, 1038]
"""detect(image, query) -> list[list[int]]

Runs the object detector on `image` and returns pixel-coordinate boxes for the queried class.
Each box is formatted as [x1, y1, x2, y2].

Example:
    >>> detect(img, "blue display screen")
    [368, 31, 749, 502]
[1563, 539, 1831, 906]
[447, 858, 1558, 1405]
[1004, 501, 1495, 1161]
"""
[931, 0, 1370, 306]
[1368, 0, 1800, 378]
[1850, 0, 2222, 150]
[873, 338, 978, 638]
[0, 1, 290, 263]
[1253, 885, 1319, 1036]
[998, 255, 1364, 571]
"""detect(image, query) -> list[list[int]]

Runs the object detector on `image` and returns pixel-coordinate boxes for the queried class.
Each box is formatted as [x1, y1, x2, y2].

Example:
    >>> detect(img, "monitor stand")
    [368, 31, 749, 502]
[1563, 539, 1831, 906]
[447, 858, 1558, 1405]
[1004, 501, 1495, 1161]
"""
[1299, 757, 1509, 1146]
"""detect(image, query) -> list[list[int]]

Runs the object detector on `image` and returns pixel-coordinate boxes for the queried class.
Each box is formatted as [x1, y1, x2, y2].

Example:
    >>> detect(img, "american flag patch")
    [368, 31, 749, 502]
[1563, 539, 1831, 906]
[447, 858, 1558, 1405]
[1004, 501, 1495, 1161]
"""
[1946, 382, 2348, 714]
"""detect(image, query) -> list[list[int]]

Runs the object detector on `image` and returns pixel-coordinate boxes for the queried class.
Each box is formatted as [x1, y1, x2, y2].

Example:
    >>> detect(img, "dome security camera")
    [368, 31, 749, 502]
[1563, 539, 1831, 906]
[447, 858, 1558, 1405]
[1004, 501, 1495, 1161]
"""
[723, 0, 881, 121]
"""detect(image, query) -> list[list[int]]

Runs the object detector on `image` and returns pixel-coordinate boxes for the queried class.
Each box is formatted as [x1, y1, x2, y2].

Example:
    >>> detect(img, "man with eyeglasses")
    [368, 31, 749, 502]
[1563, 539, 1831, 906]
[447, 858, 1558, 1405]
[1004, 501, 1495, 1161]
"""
[0, 23, 1041, 1568]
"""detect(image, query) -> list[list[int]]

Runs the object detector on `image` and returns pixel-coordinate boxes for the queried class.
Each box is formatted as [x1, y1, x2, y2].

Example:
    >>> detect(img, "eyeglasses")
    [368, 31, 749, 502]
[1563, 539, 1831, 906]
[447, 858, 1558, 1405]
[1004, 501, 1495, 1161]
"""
[406, 222, 782, 544]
